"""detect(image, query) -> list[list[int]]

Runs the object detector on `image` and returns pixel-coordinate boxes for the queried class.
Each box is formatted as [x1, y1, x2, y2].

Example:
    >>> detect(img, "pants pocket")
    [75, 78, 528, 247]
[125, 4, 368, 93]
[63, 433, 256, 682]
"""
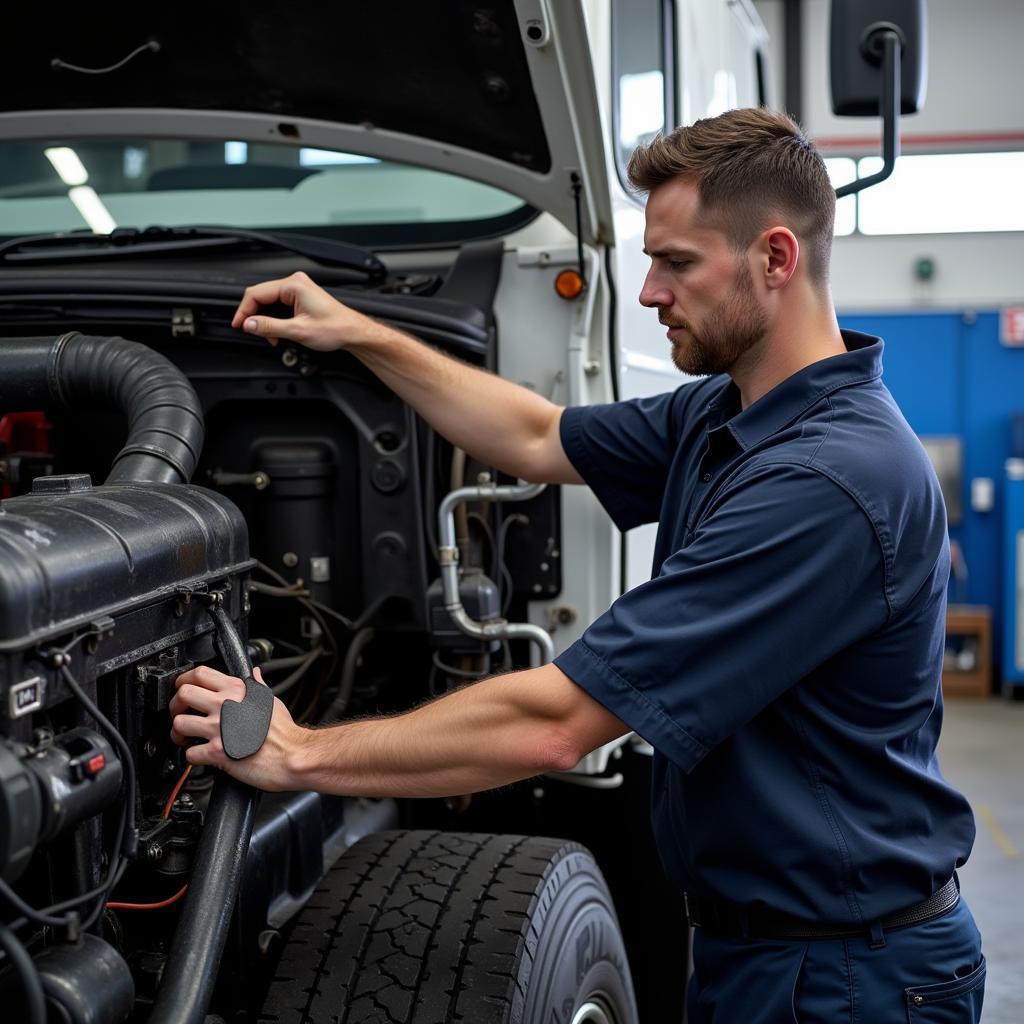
[905, 954, 986, 1023]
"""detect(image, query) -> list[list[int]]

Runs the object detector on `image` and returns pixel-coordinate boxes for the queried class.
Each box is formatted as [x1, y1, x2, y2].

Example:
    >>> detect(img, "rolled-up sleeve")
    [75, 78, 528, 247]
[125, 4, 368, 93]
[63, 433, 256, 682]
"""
[554, 461, 890, 771]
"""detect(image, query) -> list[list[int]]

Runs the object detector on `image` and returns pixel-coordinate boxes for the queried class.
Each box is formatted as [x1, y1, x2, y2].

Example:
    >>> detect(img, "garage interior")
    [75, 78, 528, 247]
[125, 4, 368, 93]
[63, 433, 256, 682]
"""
[0, 1, 1021, 1022]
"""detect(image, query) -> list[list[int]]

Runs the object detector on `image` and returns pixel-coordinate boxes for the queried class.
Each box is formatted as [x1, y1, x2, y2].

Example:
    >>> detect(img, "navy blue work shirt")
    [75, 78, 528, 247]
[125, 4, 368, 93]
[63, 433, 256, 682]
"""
[554, 331, 976, 923]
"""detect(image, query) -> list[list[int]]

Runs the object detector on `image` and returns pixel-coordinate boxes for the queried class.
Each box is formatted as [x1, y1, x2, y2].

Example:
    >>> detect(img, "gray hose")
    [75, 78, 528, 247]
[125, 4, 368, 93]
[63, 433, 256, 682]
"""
[0, 333, 204, 483]
[0, 923, 46, 1024]
[325, 627, 377, 719]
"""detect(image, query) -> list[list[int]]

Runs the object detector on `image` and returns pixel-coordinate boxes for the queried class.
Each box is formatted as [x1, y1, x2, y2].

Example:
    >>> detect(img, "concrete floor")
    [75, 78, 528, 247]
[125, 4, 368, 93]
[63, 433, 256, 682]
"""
[938, 698, 1024, 1024]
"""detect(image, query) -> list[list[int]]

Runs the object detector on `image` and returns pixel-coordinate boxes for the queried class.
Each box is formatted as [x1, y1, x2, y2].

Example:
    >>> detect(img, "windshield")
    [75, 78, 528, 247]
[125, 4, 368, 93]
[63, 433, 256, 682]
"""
[0, 138, 530, 241]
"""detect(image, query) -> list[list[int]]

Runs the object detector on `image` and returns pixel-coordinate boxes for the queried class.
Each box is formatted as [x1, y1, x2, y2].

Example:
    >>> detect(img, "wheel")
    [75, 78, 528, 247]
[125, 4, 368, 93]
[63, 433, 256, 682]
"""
[259, 829, 638, 1024]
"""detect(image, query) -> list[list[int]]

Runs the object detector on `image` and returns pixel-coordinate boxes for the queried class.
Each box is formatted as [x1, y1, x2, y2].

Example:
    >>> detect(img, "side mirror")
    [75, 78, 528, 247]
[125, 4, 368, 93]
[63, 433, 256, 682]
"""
[829, 0, 927, 197]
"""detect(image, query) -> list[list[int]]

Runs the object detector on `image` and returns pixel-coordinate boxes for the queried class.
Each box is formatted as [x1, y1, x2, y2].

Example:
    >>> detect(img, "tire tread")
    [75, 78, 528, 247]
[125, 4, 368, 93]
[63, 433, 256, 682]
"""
[259, 831, 617, 1024]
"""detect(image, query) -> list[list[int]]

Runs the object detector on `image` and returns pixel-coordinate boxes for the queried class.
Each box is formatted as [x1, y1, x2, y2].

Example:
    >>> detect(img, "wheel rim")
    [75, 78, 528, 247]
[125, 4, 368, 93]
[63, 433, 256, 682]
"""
[571, 999, 614, 1024]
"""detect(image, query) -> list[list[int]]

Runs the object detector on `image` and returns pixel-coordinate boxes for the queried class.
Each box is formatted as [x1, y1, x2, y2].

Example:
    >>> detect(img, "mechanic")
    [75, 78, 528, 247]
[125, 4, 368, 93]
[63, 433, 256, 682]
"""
[171, 108, 984, 1021]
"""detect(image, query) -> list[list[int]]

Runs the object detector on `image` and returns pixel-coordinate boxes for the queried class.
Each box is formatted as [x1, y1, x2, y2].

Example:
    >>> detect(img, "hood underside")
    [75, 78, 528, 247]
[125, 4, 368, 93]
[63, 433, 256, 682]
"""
[0, 1, 612, 243]
[5, 4, 549, 172]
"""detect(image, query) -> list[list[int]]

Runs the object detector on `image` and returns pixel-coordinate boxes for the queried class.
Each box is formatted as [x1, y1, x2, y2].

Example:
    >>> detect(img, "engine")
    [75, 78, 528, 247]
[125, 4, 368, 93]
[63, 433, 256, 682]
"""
[0, 476, 252, 1019]
[0, 312, 565, 1022]
[0, 333, 374, 1023]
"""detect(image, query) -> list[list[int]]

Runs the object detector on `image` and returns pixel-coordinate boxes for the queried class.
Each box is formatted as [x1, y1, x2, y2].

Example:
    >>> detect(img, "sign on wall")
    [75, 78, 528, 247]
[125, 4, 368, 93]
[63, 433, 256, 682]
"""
[1000, 306, 1024, 346]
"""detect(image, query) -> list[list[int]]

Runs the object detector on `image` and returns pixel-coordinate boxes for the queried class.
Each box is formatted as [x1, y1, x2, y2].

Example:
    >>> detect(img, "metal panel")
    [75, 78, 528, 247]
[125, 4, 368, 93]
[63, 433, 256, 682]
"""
[920, 436, 963, 525]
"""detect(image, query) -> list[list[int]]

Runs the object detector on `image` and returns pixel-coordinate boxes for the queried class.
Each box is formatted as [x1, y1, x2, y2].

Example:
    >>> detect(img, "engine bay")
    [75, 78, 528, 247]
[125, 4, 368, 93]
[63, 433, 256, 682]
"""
[0, 254, 573, 1021]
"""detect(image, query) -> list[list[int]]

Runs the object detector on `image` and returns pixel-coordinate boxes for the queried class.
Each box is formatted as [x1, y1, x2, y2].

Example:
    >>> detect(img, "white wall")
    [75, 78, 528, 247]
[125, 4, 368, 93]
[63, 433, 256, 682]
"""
[753, 0, 1024, 312]
[754, 0, 1024, 143]
[829, 232, 1024, 313]
[801, 0, 1024, 147]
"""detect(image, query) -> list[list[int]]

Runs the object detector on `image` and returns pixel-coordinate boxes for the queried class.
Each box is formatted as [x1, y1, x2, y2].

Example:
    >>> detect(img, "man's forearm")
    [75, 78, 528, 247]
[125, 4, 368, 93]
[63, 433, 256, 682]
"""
[171, 662, 629, 796]
[287, 667, 580, 798]
[349, 320, 573, 483]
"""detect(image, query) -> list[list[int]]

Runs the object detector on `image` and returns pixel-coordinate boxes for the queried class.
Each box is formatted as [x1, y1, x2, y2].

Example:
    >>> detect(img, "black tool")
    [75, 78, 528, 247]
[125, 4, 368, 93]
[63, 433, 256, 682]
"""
[219, 676, 275, 760]
[205, 599, 274, 760]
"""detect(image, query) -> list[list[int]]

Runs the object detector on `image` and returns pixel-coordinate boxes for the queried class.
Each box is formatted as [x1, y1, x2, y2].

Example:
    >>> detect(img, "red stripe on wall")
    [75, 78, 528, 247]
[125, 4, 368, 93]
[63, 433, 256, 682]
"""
[815, 132, 1024, 151]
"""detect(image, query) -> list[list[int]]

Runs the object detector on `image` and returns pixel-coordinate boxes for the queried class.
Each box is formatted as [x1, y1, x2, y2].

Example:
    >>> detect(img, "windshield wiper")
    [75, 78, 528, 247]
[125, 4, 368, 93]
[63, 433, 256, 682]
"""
[0, 226, 387, 280]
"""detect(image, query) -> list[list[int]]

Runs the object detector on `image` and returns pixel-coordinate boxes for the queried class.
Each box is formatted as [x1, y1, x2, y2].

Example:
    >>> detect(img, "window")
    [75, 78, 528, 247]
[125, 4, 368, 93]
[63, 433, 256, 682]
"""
[612, 0, 674, 184]
[824, 158, 856, 236]
[856, 152, 1024, 235]
[0, 138, 529, 242]
[819, 151, 1024, 236]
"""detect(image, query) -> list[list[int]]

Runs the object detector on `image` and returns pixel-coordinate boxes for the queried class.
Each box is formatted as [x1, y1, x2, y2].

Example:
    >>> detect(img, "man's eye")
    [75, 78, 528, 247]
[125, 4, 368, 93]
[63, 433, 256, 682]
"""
[667, 260, 690, 271]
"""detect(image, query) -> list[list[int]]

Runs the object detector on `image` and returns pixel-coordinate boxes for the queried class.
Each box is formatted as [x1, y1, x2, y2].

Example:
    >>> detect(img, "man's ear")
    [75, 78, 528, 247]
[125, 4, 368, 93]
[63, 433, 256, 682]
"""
[759, 227, 799, 290]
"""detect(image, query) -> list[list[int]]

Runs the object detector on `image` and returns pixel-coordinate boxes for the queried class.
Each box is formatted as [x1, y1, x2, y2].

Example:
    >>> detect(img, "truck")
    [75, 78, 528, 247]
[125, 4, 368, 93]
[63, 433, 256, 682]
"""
[0, 2, 924, 1021]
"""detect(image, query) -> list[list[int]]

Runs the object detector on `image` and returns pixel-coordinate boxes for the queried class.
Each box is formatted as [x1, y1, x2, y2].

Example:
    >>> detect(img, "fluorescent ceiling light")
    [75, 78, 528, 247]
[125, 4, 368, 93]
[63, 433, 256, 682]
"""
[224, 141, 248, 165]
[44, 146, 89, 186]
[68, 185, 117, 234]
[299, 148, 378, 166]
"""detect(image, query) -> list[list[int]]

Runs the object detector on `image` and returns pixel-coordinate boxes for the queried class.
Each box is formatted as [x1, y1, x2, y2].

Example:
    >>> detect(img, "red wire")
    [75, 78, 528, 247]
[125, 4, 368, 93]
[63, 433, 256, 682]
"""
[107, 764, 193, 911]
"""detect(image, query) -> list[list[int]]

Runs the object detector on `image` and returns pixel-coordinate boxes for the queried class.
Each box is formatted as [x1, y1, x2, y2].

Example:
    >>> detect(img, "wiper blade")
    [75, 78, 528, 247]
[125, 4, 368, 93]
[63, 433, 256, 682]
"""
[0, 226, 387, 280]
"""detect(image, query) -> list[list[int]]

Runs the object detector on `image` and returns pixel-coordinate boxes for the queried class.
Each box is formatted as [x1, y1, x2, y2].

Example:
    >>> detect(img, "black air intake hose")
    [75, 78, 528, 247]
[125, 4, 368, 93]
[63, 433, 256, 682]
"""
[0, 333, 204, 484]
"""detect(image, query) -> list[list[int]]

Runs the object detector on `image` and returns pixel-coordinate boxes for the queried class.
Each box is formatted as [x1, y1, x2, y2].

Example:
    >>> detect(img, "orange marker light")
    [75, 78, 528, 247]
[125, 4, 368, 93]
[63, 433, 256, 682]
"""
[554, 269, 586, 300]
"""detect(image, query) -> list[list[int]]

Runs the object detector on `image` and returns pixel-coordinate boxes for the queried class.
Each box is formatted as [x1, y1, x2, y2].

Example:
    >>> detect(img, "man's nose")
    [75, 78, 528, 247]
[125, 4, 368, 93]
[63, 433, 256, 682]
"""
[639, 270, 672, 309]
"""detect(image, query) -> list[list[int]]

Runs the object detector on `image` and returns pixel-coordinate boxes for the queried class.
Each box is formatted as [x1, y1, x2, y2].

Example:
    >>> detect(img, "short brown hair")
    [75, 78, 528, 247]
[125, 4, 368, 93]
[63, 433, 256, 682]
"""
[627, 108, 835, 284]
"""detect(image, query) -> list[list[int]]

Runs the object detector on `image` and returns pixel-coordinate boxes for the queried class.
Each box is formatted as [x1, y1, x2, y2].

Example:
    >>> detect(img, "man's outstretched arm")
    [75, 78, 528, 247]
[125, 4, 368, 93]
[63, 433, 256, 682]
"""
[233, 272, 583, 486]
[169, 663, 629, 797]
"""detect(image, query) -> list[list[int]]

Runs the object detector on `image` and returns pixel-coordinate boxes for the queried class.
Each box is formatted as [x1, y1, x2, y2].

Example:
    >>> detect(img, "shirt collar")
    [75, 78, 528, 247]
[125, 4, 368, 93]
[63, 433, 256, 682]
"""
[709, 330, 883, 451]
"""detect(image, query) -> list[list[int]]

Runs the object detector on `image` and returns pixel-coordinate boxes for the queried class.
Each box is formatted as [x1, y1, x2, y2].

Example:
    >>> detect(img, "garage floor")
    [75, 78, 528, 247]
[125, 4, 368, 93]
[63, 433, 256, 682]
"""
[938, 698, 1024, 1024]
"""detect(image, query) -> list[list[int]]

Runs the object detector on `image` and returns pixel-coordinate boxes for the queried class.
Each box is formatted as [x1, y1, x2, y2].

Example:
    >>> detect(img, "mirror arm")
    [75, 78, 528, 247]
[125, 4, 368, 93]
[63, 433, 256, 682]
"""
[835, 29, 902, 199]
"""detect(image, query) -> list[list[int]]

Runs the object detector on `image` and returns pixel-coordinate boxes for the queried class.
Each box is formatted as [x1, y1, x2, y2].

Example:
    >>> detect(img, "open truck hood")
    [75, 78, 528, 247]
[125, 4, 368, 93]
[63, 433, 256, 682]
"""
[0, 1, 613, 245]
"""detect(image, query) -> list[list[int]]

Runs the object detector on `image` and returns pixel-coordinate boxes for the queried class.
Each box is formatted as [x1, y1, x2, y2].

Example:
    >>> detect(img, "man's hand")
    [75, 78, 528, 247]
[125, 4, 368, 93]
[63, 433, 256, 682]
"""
[169, 665, 307, 791]
[232, 270, 385, 352]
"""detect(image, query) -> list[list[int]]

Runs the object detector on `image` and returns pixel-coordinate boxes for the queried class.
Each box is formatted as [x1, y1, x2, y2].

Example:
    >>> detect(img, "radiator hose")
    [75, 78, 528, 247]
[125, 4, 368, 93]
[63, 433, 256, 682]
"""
[0, 332, 204, 483]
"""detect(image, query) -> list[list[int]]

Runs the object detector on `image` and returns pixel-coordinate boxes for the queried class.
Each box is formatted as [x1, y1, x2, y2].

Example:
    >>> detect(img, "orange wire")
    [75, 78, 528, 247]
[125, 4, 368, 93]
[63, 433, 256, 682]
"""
[107, 884, 188, 911]
[107, 764, 193, 911]
[161, 764, 193, 819]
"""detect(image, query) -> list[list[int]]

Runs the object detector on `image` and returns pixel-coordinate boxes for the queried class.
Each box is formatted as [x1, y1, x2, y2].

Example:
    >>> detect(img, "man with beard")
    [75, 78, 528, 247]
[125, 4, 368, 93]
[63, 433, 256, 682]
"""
[171, 108, 983, 1020]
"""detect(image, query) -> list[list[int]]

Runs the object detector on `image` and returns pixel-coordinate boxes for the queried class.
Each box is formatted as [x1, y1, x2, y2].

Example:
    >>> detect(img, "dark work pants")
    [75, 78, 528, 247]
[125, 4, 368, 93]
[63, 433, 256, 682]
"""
[686, 899, 985, 1023]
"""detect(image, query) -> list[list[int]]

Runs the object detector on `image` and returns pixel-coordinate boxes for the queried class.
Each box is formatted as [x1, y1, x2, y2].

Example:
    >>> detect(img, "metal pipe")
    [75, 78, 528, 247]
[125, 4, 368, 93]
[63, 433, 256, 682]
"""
[148, 604, 258, 1024]
[437, 482, 554, 663]
[147, 777, 255, 1024]
[450, 447, 471, 564]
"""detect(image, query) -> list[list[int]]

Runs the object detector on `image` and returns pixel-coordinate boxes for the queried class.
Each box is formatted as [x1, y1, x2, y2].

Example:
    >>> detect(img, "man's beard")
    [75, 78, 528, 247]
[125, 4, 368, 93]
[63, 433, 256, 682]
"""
[662, 262, 768, 376]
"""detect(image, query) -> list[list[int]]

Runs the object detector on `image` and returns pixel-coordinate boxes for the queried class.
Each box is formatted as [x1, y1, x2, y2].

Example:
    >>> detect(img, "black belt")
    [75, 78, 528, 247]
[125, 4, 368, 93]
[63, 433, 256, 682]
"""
[684, 876, 960, 941]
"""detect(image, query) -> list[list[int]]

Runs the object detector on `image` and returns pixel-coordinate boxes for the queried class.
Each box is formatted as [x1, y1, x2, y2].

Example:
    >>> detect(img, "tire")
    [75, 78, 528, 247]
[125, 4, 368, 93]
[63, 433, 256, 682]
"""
[259, 829, 638, 1024]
